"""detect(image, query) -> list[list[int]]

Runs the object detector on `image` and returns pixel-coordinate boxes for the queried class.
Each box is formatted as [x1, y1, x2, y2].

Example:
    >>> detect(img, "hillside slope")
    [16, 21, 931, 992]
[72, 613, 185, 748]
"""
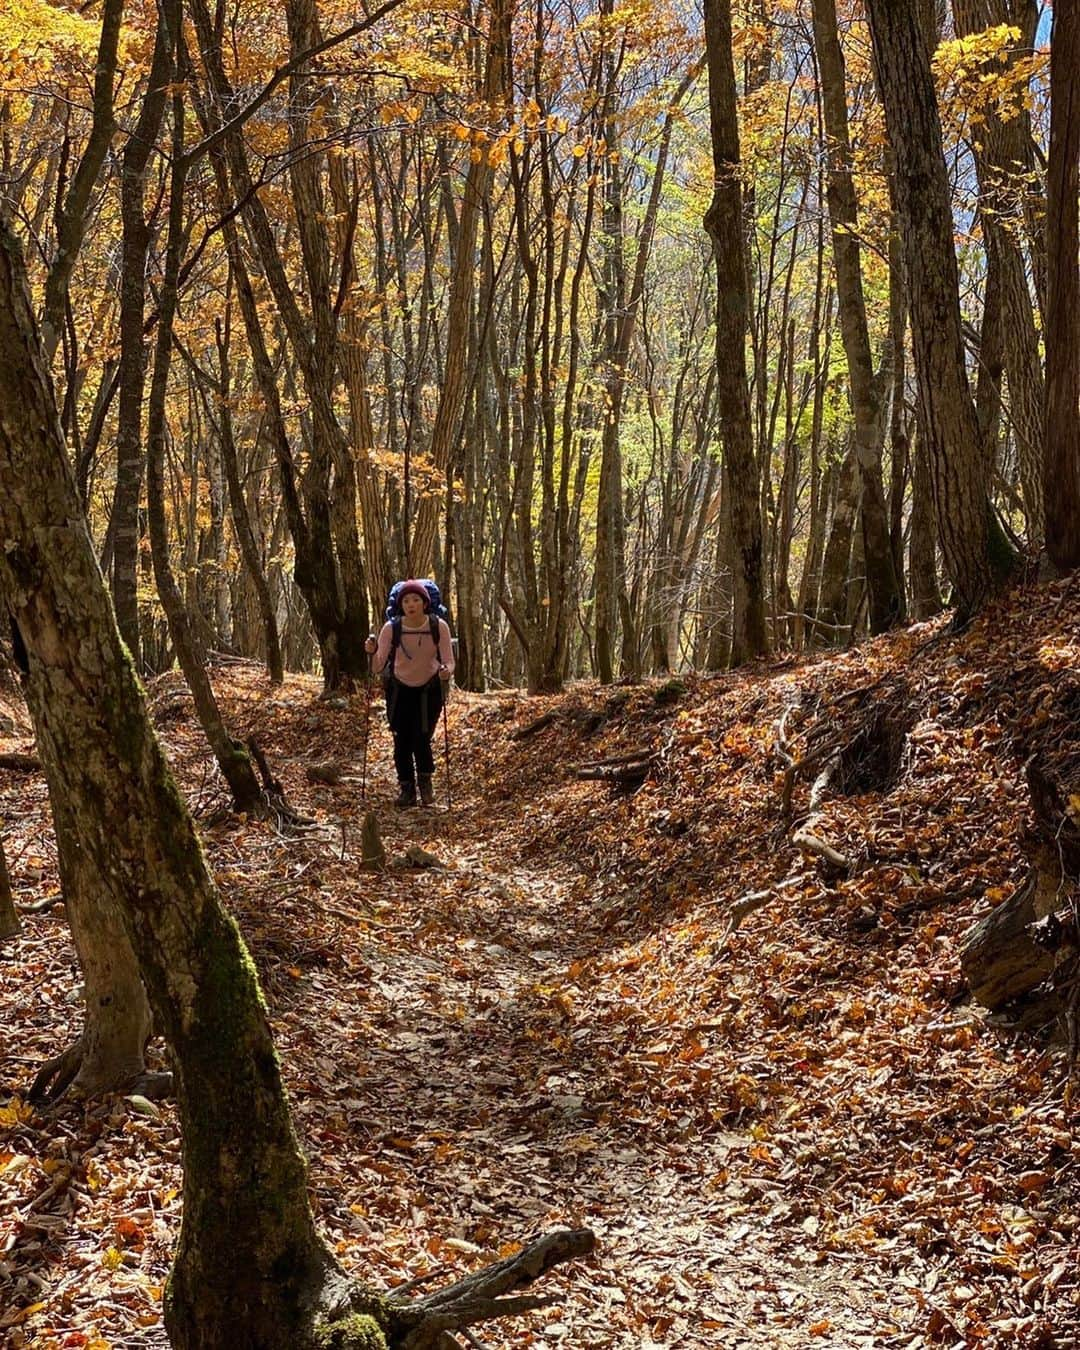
[1, 577, 1078, 1349]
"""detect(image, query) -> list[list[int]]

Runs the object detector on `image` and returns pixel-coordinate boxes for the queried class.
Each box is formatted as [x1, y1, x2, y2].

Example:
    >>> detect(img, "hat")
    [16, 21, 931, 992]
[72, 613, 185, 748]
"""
[397, 580, 430, 609]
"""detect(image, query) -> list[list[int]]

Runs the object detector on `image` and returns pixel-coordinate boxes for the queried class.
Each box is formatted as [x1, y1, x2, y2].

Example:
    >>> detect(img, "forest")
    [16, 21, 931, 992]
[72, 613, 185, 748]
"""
[1, 0, 1079, 1345]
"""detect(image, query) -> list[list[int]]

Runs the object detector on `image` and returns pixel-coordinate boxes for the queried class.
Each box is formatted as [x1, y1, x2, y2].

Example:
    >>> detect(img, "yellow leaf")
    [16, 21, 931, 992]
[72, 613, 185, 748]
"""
[102, 1245, 124, 1270]
[0, 1096, 33, 1127]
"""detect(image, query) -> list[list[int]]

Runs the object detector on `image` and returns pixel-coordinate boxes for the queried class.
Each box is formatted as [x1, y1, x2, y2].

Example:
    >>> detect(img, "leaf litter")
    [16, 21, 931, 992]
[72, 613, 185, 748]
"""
[2, 578, 1080, 1348]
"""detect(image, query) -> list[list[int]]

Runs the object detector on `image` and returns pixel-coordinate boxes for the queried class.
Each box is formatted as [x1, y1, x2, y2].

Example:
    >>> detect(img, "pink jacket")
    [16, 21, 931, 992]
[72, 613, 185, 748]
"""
[373, 618, 454, 688]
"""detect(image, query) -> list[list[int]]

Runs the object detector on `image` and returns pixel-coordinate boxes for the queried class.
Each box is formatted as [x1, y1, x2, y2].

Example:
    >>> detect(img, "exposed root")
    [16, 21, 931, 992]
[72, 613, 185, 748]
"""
[317, 1227, 596, 1350]
[28, 1038, 84, 1103]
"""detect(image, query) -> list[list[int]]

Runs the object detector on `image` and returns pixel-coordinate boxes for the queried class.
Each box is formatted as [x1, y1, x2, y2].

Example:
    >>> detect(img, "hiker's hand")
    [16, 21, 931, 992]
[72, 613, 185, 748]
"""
[438, 664, 451, 681]
[364, 635, 377, 655]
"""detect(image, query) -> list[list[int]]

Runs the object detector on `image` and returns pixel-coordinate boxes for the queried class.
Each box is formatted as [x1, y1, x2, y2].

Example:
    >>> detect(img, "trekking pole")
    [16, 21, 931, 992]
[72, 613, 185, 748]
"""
[441, 689, 452, 825]
[360, 651, 373, 800]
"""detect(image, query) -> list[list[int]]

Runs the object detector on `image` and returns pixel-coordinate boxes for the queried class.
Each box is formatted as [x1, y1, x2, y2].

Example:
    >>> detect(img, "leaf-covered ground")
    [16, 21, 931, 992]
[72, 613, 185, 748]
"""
[2, 578, 1080, 1349]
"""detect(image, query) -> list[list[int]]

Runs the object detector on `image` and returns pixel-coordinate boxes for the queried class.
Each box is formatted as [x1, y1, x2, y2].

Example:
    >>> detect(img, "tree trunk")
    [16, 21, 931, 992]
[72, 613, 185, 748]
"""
[817, 438, 858, 635]
[909, 426, 942, 620]
[39, 0, 124, 362]
[144, 68, 264, 814]
[1044, 0, 1080, 569]
[0, 831, 18, 940]
[703, 0, 767, 666]
[110, 15, 171, 668]
[213, 314, 284, 684]
[865, 0, 1016, 619]
[38, 781, 152, 1097]
[954, 0, 1045, 547]
[811, 0, 901, 634]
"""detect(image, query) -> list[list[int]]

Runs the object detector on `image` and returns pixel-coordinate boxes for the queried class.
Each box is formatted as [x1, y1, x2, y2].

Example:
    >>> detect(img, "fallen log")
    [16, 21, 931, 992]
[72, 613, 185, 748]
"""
[575, 750, 654, 786]
[0, 751, 40, 773]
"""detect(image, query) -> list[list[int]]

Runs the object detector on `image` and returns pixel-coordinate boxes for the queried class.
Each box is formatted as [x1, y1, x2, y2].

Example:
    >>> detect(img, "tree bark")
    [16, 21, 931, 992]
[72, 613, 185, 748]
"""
[954, 0, 1045, 547]
[110, 13, 171, 667]
[36, 780, 152, 1098]
[703, 0, 767, 666]
[811, 0, 901, 634]
[0, 830, 18, 940]
[909, 425, 942, 620]
[143, 57, 264, 814]
[865, 0, 1016, 619]
[1045, 0, 1080, 569]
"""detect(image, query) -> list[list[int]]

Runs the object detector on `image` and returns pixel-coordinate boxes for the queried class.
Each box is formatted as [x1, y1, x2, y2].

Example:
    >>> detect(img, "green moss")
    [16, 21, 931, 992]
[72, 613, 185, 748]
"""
[653, 678, 687, 705]
[313, 1313, 388, 1350]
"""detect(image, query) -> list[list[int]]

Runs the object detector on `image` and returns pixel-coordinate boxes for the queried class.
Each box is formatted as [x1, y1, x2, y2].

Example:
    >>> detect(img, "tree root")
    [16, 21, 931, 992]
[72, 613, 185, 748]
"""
[28, 1038, 85, 1103]
[28, 1043, 171, 1105]
[318, 1227, 596, 1350]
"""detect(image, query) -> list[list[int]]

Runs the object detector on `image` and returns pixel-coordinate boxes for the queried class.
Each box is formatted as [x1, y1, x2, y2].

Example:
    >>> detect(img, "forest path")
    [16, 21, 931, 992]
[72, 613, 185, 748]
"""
[287, 711, 896, 1350]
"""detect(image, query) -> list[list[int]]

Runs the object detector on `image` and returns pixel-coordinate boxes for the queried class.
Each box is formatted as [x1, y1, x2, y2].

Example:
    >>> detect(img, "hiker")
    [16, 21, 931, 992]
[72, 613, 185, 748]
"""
[365, 580, 454, 808]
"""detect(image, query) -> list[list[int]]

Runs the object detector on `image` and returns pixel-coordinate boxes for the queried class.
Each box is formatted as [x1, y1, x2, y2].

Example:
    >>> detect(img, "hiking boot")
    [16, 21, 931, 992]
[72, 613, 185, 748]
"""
[395, 780, 417, 808]
[418, 774, 435, 807]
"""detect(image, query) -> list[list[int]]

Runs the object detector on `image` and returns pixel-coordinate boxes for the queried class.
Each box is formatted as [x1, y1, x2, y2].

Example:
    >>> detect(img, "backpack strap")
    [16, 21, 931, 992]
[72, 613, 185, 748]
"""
[387, 615, 403, 677]
[429, 614, 442, 666]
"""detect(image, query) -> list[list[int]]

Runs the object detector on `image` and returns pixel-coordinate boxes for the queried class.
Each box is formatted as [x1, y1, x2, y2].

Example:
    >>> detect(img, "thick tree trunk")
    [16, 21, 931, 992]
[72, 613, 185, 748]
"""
[703, 0, 767, 666]
[1045, 0, 1080, 569]
[954, 0, 1045, 547]
[909, 429, 942, 620]
[38, 782, 152, 1098]
[865, 0, 1016, 618]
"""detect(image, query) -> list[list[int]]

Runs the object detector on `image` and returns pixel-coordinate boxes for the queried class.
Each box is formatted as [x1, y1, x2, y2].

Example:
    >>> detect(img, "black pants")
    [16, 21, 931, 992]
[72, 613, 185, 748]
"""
[385, 677, 443, 784]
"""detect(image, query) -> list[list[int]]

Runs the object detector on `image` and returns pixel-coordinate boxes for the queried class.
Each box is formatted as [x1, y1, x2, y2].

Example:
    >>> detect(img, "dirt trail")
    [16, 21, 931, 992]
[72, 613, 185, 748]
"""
[312, 730, 901, 1350]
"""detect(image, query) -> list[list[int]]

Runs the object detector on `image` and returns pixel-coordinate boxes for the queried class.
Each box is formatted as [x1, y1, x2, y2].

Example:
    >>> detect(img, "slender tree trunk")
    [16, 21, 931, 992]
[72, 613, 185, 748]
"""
[214, 314, 284, 684]
[886, 225, 908, 612]
[411, 0, 508, 577]
[811, 0, 901, 633]
[110, 15, 171, 667]
[703, 0, 767, 665]
[817, 438, 858, 634]
[0, 831, 18, 940]
[40, 0, 124, 362]
[1044, 0, 1080, 569]
[144, 66, 264, 813]
[865, 0, 1016, 619]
